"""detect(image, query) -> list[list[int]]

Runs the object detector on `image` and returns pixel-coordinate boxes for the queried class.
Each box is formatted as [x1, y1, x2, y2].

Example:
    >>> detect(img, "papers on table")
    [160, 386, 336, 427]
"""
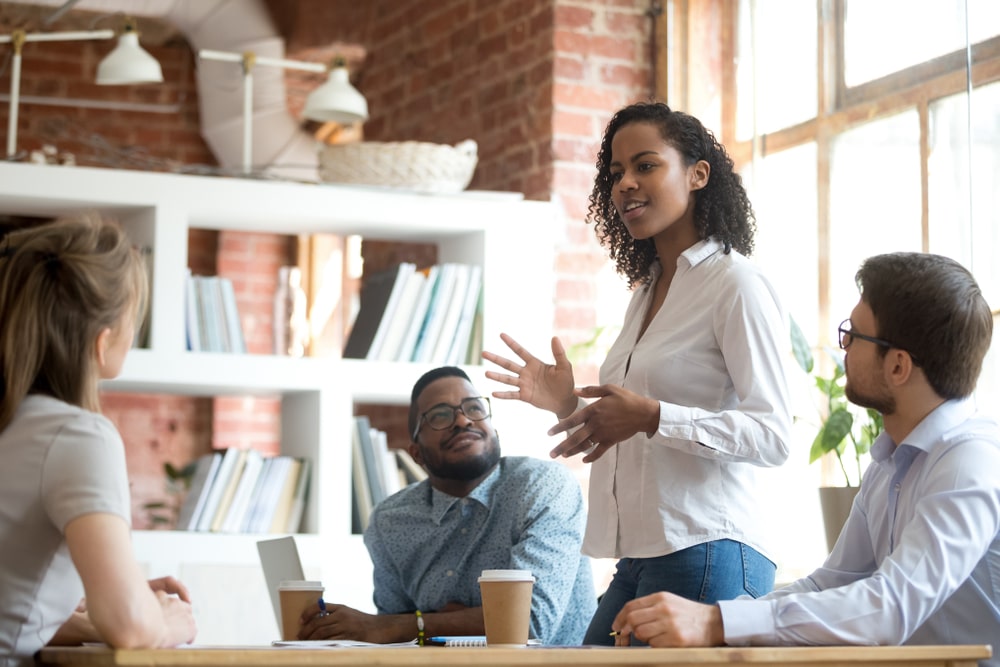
[271, 639, 419, 648]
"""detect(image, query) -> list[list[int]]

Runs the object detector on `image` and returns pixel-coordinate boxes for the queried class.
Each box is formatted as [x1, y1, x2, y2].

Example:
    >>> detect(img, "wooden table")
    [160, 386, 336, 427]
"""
[36, 644, 992, 667]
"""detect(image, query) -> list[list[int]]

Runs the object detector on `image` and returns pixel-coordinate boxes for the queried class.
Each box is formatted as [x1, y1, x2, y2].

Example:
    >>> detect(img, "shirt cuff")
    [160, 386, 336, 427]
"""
[718, 598, 777, 646]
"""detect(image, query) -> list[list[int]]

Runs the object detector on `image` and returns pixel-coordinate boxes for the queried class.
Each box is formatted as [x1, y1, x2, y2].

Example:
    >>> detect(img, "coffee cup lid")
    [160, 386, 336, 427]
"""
[278, 580, 324, 590]
[477, 569, 535, 582]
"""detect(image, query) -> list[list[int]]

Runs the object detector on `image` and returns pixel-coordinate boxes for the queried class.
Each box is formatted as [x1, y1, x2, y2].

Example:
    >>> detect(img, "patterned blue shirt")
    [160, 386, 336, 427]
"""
[363, 456, 596, 645]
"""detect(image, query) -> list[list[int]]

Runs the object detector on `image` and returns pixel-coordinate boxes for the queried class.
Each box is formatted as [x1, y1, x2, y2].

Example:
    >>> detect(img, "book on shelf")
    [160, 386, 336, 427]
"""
[463, 287, 485, 364]
[194, 448, 244, 532]
[429, 264, 472, 364]
[185, 274, 247, 354]
[184, 269, 201, 353]
[246, 456, 292, 534]
[371, 427, 400, 498]
[353, 415, 386, 507]
[239, 456, 279, 533]
[395, 448, 428, 485]
[196, 276, 224, 353]
[208, 448, 250, 532]
[365, 262, 416, 360]
[269, 457, 303, 533]
[351, 432, 374, 533]
[412, 263, 460, 364]
[446, 265, 483, 365]
[373, 269, 426, 362]
[218, 450, 264, 533]
[284, 458, 311, 534]
[175, 452, 222, 531]
[395, 265, 440, 362]
[217, 276, 247, 354]
[343, 264, 408, 359]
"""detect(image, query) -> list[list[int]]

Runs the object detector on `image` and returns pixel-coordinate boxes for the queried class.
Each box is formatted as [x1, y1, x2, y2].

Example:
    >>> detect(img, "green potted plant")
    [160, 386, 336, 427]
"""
[790, 318, 883, 551]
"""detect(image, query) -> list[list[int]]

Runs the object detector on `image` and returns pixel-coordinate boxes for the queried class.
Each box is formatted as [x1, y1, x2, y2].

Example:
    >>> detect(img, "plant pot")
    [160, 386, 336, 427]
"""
[818, 486, 860, 553]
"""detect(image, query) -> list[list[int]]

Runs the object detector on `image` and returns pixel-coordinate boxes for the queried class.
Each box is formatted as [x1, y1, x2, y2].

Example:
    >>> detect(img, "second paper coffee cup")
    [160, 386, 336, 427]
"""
[478, 569, 535, 647]
[277, 580, 324, 641]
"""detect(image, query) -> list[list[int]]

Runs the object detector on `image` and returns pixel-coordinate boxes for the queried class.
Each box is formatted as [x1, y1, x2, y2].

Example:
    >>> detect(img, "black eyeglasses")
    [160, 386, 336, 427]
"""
[837, 319, 919, 365]
[837, 319, 894, 351]
[412, 396, 491, 440]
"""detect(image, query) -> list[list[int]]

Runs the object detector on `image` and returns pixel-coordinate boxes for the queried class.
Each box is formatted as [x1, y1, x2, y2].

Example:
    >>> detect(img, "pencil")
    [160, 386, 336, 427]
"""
[609, 631, 620, 637]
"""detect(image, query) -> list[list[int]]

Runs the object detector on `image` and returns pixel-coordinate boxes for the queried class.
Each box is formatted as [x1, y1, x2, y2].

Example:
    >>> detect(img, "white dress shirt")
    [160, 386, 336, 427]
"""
[719, 399, 1000, 665]
[583, 237, 792, 559]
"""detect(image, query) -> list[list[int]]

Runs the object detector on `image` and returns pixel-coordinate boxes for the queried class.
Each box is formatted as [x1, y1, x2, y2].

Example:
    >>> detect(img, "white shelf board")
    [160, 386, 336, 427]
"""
[0, 162, 553, 240]
[103, 350, 331, 396]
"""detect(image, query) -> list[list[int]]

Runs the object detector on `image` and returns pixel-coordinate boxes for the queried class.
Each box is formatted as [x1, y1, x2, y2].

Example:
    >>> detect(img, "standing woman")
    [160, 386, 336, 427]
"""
[0, 216, 196, 667]
[483, 102, 792, 645]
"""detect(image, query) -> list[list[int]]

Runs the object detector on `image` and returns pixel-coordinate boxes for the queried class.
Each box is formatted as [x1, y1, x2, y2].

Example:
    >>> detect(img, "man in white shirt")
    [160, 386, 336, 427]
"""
[611, 252, 1000, 663]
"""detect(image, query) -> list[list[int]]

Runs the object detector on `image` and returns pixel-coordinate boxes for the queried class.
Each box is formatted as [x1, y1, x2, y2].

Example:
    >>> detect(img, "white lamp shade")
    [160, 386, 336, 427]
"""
[303, 66, 369, 123]
[96, 31, 163, 85]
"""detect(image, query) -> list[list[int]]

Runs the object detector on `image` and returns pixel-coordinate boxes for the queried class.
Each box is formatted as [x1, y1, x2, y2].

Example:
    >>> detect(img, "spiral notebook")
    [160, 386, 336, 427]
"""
[428, 636, 487, 647]
[428, 636, 542, 647]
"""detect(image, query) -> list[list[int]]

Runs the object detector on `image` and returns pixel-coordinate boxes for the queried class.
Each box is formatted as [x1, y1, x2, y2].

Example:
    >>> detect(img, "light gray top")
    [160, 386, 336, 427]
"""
[0, 395, 131, 667]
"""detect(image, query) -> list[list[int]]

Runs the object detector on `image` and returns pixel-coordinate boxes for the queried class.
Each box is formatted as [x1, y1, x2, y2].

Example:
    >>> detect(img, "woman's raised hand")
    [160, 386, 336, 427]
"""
[482, 334, 578, 418]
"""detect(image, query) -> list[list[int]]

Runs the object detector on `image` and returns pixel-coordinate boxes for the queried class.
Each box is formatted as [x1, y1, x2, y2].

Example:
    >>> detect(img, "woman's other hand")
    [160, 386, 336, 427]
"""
[547, 385, 660, 462]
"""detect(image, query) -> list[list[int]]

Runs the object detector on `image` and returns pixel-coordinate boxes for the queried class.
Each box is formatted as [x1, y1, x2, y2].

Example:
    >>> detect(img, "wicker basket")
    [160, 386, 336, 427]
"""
[319, 139, 478, 193]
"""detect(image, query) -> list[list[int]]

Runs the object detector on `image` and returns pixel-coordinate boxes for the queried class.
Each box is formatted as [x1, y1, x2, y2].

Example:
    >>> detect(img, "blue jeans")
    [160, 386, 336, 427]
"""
[582, 539, 775, 645]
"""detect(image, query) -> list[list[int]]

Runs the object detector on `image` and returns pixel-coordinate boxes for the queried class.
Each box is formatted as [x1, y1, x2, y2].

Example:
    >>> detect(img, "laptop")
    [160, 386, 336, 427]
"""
[257, 536, 306, 629]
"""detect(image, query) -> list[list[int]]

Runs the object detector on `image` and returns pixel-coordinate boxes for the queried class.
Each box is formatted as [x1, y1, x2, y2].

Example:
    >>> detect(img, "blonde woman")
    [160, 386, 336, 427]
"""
[0, 216, 196, 667]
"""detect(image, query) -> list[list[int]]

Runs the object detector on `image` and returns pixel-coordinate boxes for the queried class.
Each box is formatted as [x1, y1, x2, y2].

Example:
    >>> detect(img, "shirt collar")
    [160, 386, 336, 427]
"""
[645, 237, 722, 285]
[428, 460, 502, 525]
[871, 398, 977, 461]
[680, 237, 723, 267]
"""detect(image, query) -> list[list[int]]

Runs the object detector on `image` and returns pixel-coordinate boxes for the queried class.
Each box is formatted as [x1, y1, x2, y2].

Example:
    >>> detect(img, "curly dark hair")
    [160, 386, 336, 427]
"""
[586, 102, 756, 288]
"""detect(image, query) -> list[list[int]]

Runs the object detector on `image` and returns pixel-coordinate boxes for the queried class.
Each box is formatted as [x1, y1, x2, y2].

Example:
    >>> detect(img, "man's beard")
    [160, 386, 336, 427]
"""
[423, 430, 501, 481]
[845, 380, 895, 416]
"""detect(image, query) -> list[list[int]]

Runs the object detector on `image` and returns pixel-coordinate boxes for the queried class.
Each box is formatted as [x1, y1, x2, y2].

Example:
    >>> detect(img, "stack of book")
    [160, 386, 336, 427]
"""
[351, 415, 428, 533]
[185, 270, 247, 353]
[175, 449, 311, 534]
[343, 262, 483, 365]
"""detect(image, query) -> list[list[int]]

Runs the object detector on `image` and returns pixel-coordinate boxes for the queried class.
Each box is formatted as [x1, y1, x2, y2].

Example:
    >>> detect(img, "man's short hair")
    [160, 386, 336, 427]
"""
[856, 252, 992, 399]
[408, 366, 472, 440]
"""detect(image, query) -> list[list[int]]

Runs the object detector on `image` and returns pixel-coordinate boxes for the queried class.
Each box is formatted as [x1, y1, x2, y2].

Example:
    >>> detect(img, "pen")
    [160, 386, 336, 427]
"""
[317, 597, 329, 618]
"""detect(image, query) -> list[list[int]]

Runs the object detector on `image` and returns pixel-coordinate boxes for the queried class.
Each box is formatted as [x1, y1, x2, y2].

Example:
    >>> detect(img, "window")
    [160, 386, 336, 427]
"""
[843, 0, 1000, 87]
[729, 0, 999, 398]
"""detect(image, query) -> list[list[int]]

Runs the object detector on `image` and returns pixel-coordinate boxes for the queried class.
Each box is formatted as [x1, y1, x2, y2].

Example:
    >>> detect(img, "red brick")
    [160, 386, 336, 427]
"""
[555, 5, 596, 30]
[599, 62, 649, 89]
[554, 54, 586, 81]
[605, 9, 648, 35]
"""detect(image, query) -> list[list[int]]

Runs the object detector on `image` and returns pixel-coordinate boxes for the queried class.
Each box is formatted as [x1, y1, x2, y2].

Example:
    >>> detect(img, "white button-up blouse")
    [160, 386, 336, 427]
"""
[582, 237, 792, 560]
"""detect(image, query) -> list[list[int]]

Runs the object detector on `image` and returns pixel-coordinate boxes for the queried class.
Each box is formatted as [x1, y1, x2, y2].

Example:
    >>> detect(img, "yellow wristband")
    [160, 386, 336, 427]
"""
[415, 609, 425, 646]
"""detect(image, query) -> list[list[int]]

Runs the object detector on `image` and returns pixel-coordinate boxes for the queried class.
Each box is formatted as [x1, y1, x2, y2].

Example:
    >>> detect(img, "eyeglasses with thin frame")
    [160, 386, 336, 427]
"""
[837, 319, 919, 365]
[412, 396, 492, 440]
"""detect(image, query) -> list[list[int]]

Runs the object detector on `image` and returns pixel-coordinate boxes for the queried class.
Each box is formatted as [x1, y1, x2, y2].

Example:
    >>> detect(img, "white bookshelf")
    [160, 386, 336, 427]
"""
[0, 162, 557, 644]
